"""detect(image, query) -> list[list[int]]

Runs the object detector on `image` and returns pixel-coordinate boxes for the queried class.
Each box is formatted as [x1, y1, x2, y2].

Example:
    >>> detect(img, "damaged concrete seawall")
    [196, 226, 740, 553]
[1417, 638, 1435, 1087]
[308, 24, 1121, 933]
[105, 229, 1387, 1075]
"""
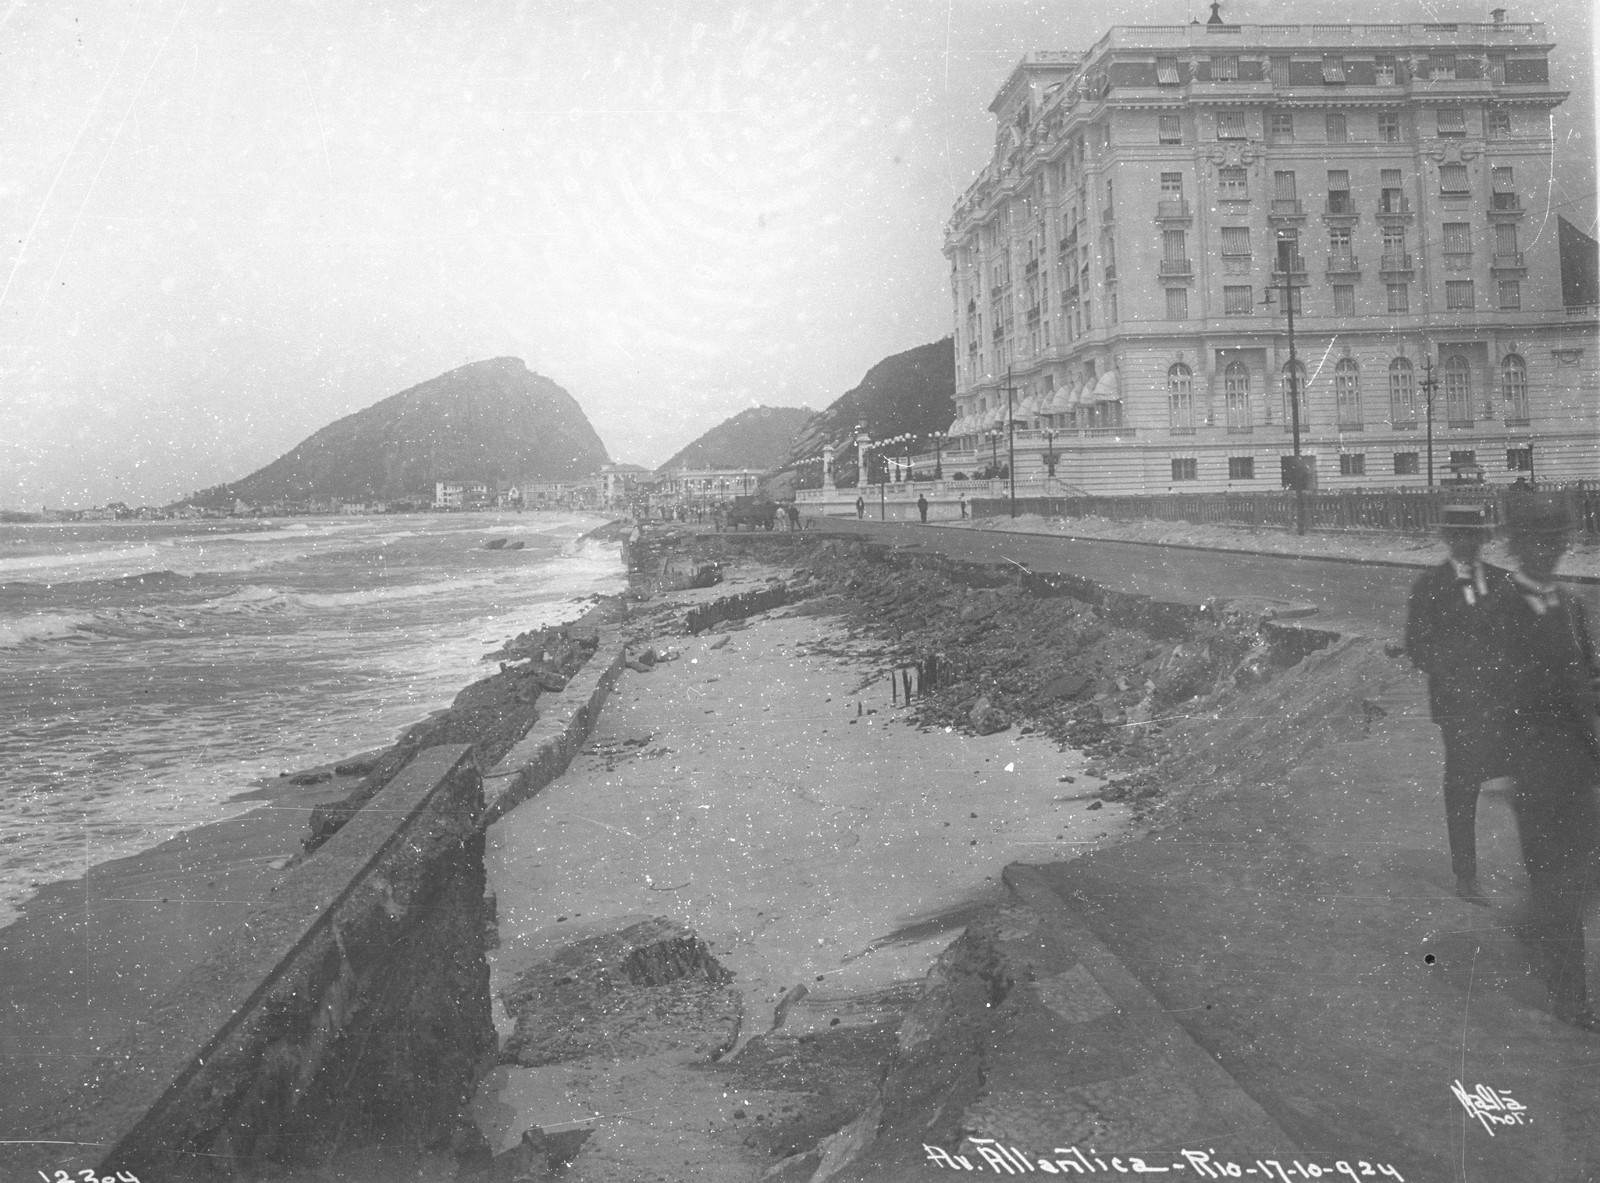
[854, 538, 1342, 663]
[45, 634, 627, 1181]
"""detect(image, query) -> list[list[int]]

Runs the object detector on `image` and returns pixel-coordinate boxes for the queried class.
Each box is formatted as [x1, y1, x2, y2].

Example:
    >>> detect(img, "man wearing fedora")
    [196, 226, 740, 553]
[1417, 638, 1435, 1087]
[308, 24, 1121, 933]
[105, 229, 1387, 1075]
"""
[1404, 504, 1511, 905]
[1494, 491, 1600, 1032]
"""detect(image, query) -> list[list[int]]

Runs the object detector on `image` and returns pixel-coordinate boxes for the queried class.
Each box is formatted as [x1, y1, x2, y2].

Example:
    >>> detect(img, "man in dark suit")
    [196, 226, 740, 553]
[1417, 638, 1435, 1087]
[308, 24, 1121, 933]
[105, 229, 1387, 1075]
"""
[1494, 492, 1600, 1032]
[1404, 504, 1509, 905]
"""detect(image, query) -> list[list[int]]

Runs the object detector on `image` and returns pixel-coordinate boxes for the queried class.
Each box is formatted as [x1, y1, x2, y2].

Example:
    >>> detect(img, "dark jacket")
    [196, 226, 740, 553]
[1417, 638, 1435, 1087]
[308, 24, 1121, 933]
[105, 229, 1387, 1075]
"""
[1404, 559, 1511, 733]
[1495, 585, 1600, 784]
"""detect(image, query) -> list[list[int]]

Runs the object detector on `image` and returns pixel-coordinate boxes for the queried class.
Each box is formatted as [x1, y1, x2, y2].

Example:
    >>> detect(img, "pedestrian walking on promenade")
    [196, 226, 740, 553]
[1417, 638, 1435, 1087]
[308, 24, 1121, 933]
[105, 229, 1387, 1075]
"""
[917, 494, 929, 524]
[959, 496, 968, 520]
[785, 503, 801, 532]
[1404, 504, 1510, 905]
[855, 495, 865, 520]
[1494, 492, 1600, 1031]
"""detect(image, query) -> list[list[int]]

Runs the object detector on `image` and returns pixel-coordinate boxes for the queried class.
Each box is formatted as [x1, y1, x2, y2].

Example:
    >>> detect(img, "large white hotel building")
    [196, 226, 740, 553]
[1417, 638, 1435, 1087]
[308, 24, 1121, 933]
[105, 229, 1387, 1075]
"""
[942, 8, 1598, 492]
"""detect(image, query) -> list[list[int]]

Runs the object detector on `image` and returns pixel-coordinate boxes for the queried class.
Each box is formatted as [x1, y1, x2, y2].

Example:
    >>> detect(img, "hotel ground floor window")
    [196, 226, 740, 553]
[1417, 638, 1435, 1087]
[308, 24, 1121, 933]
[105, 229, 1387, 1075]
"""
[1394, 452, 1420, 476]
[1171, 457, 1198, 481]
[1444, 355, 1473, 423]
[1507, 447, 1532, 471]
[1450, 449, 1477, 472]
[1339, 453, 1366, 476]
[1225, 361, 1252, 429]
[1228, 456, 1256, 480]
[1168, 363, 1194, 428]
[1389, 357, 1414, 424]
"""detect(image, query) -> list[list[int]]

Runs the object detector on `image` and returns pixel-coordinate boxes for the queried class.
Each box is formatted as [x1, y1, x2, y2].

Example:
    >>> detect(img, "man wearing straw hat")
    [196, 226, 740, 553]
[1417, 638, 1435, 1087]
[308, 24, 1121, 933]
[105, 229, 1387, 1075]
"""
[1404, 503, 1510, 906]
[1494, 491, 1600, 1032]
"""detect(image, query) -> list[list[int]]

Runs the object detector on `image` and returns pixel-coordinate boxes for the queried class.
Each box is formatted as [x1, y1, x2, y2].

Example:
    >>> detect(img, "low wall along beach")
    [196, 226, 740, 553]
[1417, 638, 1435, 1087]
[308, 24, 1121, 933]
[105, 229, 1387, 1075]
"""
[36, 611, 627, 1180]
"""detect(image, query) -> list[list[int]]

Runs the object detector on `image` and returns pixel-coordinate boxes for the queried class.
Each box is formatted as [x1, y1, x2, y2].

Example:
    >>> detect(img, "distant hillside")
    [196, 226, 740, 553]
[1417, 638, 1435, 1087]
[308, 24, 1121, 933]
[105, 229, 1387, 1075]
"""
[197, 358, 610, 504]
[771, 338, 955, 490]
[658, 406, 814, 473]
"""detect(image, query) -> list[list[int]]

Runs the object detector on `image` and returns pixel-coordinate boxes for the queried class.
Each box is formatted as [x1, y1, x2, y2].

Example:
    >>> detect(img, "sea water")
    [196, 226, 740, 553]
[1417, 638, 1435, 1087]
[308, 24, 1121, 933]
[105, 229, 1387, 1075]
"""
[0, 511, 626, 928]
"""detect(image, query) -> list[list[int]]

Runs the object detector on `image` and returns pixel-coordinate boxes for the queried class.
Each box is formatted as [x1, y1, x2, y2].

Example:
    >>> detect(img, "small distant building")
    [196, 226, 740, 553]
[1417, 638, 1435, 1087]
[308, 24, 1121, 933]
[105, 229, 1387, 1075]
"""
[656, 466, 762, 506]
[599, 463, 654, 507]
[511, 478, 596, 508]
[434, 479, 489, 510]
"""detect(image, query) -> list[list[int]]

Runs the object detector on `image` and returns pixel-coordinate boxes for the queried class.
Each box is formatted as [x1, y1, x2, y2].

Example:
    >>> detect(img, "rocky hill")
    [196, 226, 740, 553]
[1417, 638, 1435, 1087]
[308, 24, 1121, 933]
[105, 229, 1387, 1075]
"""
[770, 338, 955, 490]
[657, 406, 814, 473]
[199, 358, 610, 504]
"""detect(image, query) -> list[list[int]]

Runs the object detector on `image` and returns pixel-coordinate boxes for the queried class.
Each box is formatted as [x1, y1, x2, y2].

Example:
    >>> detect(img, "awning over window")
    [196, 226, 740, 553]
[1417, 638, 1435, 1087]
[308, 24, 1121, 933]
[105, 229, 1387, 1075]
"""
[1157, 59, 1180, 85]
[1092, 369, 1121, 402]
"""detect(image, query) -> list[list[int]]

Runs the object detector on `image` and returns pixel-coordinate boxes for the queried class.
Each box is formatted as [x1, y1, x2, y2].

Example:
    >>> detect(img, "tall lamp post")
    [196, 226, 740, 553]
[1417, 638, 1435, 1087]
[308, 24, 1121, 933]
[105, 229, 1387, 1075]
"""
[1043, 429, 1058, 478]
[1264, 242, 1306, 534]
[987, 429, 999, 478]
[931, 432, 945, 480]
[878, 438, 888, 520]
[1005, 365, 1018, 518]
[1418, 354, 1439, 488]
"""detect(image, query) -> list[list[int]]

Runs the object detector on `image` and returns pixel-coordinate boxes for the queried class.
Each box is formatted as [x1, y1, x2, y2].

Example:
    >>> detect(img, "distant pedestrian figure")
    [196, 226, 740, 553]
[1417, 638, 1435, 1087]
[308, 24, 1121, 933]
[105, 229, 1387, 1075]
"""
[1493, 492, 1600, 1031]
[855, 495, 865, 520]
[959, 496, 968, 520]
[785, 503, 801, 532]
[917, 494, 929, 524]
[1404, 504, 1509, 905]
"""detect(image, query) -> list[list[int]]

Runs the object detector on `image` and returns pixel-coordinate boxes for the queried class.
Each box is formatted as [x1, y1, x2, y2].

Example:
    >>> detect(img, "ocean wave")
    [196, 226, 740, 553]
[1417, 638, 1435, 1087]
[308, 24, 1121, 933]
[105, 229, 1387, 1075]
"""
[291, 571, 521, 609]
[0, 611, 100, 647]
[0, 543, 163, 578]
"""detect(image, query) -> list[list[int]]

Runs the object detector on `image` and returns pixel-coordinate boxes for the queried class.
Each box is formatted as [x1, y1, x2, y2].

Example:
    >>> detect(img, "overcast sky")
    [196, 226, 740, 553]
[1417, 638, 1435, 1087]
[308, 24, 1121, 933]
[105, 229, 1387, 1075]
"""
[0, 0, 1593, 508]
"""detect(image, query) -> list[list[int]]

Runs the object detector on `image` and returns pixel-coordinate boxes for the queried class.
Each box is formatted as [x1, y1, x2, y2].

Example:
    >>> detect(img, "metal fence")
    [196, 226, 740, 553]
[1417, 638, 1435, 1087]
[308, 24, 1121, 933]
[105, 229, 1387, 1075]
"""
[974, 485, 1600, 538]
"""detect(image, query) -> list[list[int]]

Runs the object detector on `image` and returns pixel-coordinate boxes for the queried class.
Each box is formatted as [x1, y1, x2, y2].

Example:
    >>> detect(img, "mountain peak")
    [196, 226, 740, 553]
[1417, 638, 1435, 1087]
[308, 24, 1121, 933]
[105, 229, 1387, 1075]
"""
[218, 359, 609, 503]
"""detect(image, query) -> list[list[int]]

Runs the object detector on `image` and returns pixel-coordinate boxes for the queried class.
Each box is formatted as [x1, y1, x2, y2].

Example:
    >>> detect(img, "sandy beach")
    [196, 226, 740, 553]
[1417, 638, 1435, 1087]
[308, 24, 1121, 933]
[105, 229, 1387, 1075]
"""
[474, 555, 1135, 1180]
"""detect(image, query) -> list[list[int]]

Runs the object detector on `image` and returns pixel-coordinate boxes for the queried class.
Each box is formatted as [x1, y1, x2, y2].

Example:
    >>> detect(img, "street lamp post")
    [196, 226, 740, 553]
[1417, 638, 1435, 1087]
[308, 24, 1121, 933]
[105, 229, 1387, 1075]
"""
[988, 430, 999, 478]
[1265, 248, 1306, 534]
[1043, 429, 1058, 478]
[1005, 366, 1017, 518]
[1418, 354, 1439, 488]
[932, 432, 945, 480]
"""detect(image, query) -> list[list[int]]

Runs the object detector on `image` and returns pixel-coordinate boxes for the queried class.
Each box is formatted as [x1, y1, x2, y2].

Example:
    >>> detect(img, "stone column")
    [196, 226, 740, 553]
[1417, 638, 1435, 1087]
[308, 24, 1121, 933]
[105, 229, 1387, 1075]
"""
[822, 444, 836, 489]
[856, 428, 871, 488]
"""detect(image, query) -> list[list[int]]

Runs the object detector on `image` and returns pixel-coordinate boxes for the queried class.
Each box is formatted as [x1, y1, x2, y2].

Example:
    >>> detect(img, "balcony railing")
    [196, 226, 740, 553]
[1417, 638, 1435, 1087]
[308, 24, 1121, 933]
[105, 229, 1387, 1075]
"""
[1491, 192, 1523, 211]
[1271, 255, 1308, 275]
[1156, 199, 1191, 219]
[1269, 198, 1305, 216]
[1492, 251, 1525, 268]
[1159, 258, 1194, 276]
[1326, 253, 1360, 272]
[1325, 195, 1355, 215]
[1378, 197, 1412, 215]
[1379, 252, 1414, 270]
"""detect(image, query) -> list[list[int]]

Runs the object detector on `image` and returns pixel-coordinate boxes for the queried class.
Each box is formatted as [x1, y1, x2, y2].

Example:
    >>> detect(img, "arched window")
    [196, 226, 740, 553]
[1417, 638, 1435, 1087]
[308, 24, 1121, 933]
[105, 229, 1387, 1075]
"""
[1388, 358, 1414, 425]
[1501, 353, 1528, 421]
[1168, 363, 1194, 429]
[1281, 361, 1308, 429]
[1225, 361, 1252, 430]
[1335, 358, 1362, 427]
[1444, 354, 1473, 423]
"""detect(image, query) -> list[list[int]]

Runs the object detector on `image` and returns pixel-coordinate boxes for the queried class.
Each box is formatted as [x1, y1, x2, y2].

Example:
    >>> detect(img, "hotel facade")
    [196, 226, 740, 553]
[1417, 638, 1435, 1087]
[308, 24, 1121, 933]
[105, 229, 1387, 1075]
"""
[942, 11, 1598, 493]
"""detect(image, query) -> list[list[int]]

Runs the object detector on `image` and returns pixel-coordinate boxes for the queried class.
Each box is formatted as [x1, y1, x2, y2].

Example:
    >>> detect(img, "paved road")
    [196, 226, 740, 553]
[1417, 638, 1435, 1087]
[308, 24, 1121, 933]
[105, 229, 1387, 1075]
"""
[806, 517, 1600, 638]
